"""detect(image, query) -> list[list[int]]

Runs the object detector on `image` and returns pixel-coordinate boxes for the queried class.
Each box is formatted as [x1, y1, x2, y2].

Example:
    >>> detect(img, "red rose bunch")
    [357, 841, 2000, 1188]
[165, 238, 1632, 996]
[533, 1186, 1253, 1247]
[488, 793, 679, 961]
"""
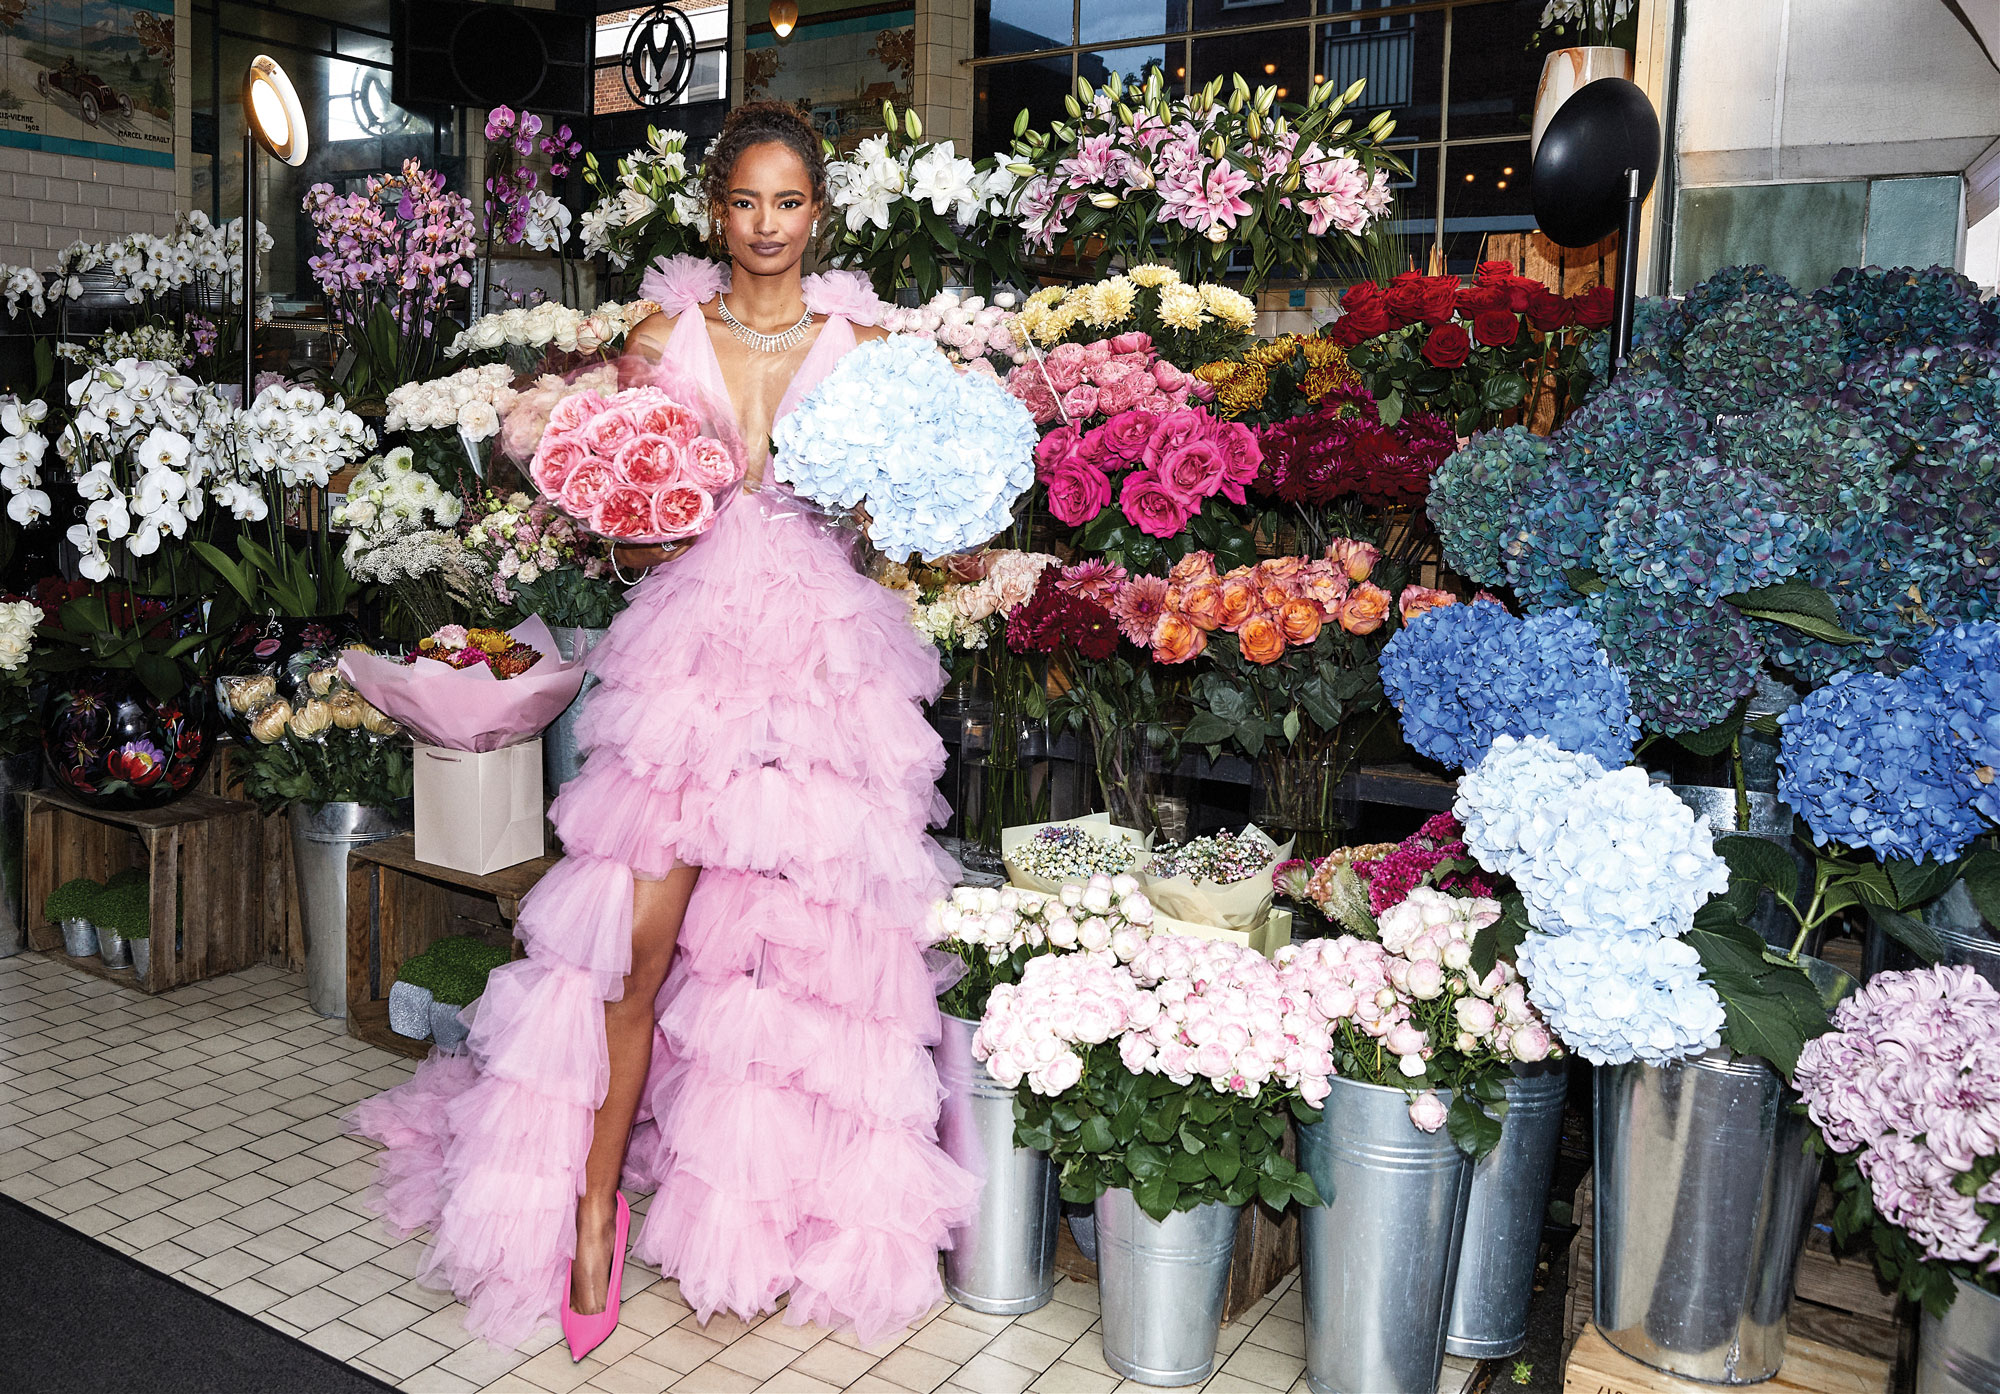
[1033, 404, 1263, 538]
[1327, 261, 1612, 351]
[1254, 393, 1457, 507]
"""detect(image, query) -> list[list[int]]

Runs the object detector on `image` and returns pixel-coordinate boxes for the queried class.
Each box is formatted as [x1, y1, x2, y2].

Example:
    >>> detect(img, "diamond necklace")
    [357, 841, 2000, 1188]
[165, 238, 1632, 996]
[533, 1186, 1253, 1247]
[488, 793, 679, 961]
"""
[717, 295, 815, 353]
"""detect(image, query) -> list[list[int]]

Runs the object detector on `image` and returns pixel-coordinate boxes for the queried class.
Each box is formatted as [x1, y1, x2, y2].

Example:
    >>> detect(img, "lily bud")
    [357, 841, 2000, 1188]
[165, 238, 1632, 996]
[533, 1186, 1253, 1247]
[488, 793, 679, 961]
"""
[1008, 162, 1037, 177]
[906, 109, 922, 139]
[1208, 135, 1226, 159]
[1013, 108, 1031, 137]
[1228, 88, 1245, 114]
[1064, 94, 1081, 118]
[1247, 110, 1262, 141]
[882, 100, 898, 131]
[1089, 191, 1119, 208]
[1342, 77, 1367, 107]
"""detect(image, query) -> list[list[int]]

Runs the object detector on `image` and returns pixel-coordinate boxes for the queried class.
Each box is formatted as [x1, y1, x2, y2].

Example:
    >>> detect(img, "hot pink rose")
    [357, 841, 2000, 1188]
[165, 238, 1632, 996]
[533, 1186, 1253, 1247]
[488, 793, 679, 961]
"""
[1142, 409, 1210, 470]
[558, 457, 619, 515]
[1059, 385, 1101, 421]
[1119, 468, 1193, 539]
[545, 390, 608, 436]
[1096, 373, 1148, 415]
[684, 438, 738, 491]
[652, 484, 716, 540]
[531, 437, 587, 493]
[613, 434, 687, 489]
[1100, 410, 1159, 463]
[1043, 455, 1112, 526]
[1108, 331, 1152, 355]
[1214, 421, 1262, 504]
[580, 408, 639, 456]
[1035, 425, 1081, 474]
[591, 483, 658, 539]
[633, 398, 699, 445]
[1158, 439, 1227, 505]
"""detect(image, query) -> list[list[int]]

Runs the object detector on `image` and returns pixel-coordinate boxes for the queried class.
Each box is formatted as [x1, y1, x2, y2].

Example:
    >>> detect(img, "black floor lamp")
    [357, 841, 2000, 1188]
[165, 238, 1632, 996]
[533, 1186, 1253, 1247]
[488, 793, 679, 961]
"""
[241, 55, 308, 403]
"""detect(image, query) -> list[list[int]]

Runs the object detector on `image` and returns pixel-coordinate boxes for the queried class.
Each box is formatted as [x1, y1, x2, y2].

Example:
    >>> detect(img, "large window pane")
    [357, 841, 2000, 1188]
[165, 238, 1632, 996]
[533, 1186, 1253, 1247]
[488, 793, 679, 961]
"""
[974, 54, 1071, 158]
[1446, 0, 1542, 139]
[1437, 139, 1533, 274]
[1190, 30, 1310, 106]
[1079, 42, 1179, 93]
[977, 0, 1073, 58]
[1082, 0, 1188, 47]
[1190, 0, 1311, 33]
[1314, 6, 1442, 143]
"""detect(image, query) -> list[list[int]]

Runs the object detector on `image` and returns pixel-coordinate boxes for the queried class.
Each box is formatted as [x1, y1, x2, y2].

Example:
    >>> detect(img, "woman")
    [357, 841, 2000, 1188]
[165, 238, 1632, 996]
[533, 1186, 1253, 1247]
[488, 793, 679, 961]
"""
[352, 101, 975, 1360]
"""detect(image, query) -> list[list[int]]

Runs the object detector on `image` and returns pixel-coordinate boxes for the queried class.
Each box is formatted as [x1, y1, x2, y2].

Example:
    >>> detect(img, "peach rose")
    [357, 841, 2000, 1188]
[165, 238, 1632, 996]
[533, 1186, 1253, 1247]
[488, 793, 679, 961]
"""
[1152, 612, 1208, 665]
[1261, 556, 1307, 589]
[1326, 538, 1381, 582]
[1399, 585, 1459, 623]
[1239, 614, 1286, 665]
[1278, 598, 1324, 645]
[1168, 550, 1219, 588]
[1216, 576, 1259, 632]
[1301, 560, 1349, 611]
[1181, 582, 1226, 632]
[1339, 582, 1392, 635]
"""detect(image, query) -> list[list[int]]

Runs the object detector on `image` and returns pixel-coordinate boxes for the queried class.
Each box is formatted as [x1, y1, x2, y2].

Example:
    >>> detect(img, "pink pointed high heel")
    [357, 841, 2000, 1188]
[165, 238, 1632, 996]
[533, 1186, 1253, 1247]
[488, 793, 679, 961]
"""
[563, 1191, 630, 1362]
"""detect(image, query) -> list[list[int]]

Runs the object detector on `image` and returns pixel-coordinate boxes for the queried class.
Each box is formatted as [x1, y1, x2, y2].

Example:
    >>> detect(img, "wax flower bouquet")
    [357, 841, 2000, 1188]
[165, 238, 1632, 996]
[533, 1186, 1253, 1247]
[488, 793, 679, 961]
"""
[975, 934, 1324, 1219]
[1276, 887, 1558, 1148]
[928, 873, 1156, 1020]
[580, 126, 710, 278]
[458, 490, 624, 631]
[1011, 267, 1257, 370]
[1797, 965, 2000, 1314]
[334, 447, 493, 637]
[224, 646, 411, 813]
[528, 382, 741, 545]
[824, 102, 1021, 301]
[1004, 70, 1397, 297]
[774, 333, 1039, 561]
[303, 158, 477, 407]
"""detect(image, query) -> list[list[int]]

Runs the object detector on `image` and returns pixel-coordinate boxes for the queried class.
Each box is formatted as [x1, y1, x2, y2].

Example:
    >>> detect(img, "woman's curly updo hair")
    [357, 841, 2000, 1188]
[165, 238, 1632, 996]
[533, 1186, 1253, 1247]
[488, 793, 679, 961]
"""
[701, 101, 828, 220]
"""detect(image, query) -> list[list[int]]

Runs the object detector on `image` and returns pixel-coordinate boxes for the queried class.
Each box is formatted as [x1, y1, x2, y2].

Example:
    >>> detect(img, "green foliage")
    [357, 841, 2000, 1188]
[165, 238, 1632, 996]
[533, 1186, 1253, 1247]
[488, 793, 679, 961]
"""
[393, 953, 446, 993]
[236, 730, 413, 814]
[96, 880, 151, 936]
[1013, 1046, 1322, 1221]
[938, 939, 1042, 1022]
[1469, 888, 1529, 979]
[1684, 901, 1831, 1077]
[34, 591, 209, 701]
[44, 877, 104, 921]
[1723, 580, 1863, 648]
[398, 936, 511, 1005]
[193, 533, 360, 622]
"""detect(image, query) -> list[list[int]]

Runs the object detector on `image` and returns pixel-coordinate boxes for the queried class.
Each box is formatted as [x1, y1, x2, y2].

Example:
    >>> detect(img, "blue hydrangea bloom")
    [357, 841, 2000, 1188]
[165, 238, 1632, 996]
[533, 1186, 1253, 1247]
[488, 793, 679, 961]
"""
[1517, 926, 1726, 1066]
[1381, 601, 1637, 771]
[773, 334, 1039, 560]
[1812, 265, 1997, 362]
[1429, 427, 1545, 589]
[1777, 670, 1987, 861]
[1678, 291, 1846, 420]
[1839, 339, 2000, 459]
[1454, 735, 1606, 879]
[1921, 622, 2000, 825]
[1590, 588, 1761, 737]
[1602, 457, 1808, 605]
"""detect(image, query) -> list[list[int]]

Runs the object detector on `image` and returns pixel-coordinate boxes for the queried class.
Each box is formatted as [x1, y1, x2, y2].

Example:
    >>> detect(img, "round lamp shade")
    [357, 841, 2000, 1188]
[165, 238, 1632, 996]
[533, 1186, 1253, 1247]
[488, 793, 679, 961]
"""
[1530, 77, 1658, 249]
[243, 55, 308, 167]
[769, 0, 798, 38]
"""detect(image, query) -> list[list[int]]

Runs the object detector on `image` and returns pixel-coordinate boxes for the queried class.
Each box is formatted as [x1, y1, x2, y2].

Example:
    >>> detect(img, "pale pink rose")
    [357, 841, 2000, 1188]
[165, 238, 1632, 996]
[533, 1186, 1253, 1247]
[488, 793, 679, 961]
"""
[546, 390, 608, 435]
[1407, 960, 1446, 1000]
[1386, 1023, 1427, 1057]
[1040, 1051, 1083, 1093]
[1408, 1091, 1449, 1132]
[1510, 1024, 1552, 1063]
[1195, 1041, 1233, 1079]
[1456, 998, 1499, 1036]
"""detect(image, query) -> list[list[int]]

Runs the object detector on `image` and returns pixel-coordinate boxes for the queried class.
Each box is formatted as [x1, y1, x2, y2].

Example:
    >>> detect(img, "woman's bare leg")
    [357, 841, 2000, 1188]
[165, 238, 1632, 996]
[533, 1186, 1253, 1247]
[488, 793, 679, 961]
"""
[571, 865, 700, 1315]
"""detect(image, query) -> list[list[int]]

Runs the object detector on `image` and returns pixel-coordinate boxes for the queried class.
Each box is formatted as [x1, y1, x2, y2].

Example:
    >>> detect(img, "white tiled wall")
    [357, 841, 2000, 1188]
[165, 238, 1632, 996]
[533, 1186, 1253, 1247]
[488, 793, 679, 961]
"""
[0, 146, 182, 264]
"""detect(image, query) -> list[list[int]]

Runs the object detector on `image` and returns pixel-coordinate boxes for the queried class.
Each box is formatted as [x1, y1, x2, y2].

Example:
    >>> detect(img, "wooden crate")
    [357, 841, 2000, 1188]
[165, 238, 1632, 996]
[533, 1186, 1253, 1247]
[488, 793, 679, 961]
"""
[1054, 1194, 1300, 1325]
[194, 740, 305, 971]
[1564, 1323, 1888, 1394]
[345, 834, 555, 1058]
[1565, 1172, 1913, 1366]
[23, 787, 262, 993]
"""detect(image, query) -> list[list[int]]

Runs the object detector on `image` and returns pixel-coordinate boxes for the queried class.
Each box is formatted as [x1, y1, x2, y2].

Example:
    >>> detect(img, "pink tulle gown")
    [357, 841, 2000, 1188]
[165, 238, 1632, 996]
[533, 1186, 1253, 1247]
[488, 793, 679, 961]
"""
[350, 262, 978, 1349]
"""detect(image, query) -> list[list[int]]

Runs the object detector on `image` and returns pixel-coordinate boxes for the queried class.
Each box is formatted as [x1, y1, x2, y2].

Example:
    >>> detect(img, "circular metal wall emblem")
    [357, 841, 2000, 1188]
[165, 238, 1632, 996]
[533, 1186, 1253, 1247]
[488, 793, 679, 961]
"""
[621, 4, 697, 109]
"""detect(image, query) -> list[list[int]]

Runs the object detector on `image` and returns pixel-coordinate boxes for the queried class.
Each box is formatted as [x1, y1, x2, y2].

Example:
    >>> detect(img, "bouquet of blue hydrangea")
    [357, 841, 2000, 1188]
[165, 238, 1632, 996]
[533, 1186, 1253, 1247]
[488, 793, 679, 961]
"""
[772, 333, 1039, 560]
[1379, 599, 1636, 771]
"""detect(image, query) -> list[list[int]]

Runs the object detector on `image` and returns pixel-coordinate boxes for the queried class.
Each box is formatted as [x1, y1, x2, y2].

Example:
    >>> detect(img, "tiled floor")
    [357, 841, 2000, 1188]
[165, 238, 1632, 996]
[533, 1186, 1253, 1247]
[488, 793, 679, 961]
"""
[0, 952, 1483, 1394]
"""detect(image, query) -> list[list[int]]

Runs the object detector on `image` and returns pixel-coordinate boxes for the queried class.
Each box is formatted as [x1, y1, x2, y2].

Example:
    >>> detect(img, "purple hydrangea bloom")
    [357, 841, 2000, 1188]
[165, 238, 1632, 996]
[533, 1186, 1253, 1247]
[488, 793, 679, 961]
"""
[1602, 456, 1808, 605]
[1429, 426, 1544, 589]
[1591, 587, 1762, 736]
[1812, 264, 1998, 362]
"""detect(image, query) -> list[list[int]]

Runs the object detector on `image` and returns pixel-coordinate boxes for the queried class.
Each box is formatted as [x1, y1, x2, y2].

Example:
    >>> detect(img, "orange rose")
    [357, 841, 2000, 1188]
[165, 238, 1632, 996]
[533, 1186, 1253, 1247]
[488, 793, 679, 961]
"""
[1399, 585, 1459, 623]
[1152, 613, 1208, 665]
[1302, 560, 1349, 610]
[1169, 551, 1219, 588]
[1181, 582, 1226, 631]
[1326, 538, 1382, 582]
[1239, 614, 1287, 665]
[1217, 576, 1259, 632]
[1278, 598, 1324, 645]
[1339, 582, 1392, 635]
[1260, 556, 1306, 588]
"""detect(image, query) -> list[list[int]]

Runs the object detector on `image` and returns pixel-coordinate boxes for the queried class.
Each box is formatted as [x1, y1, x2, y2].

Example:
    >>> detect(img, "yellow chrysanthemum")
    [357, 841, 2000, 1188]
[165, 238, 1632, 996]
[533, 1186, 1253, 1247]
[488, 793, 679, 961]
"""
[1038, 303, 1081, 343]
[1157, 283, 1208, 331]
[1215, 364, 1269, 417]
[1198, 282, 1258, 330]
[1091, 275, 1138, 325]
[1026, 285, 1065, 310]
[1128, 264, 1179, 288]
[1302, 337, 1346, 370]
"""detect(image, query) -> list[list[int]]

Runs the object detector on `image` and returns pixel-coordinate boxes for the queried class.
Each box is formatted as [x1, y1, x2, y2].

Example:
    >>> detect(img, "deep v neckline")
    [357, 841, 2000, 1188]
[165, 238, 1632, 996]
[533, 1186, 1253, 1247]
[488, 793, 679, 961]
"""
[685, 307, 850, 487]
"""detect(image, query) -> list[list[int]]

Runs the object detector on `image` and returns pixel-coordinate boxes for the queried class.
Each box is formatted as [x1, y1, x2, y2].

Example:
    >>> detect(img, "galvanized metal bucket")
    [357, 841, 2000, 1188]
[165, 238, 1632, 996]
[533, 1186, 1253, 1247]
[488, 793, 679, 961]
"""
[129, 936, 149, 982]
[935, 1012, 1058, 1314]
[542, 626, 610, 797]
[97, 925, 130, 969]
[1094, 1188, 1241, 1386]
[1921, 1276, 2000, 1393]
[291, 802, 408, 1018]
[60, 917, 98, 958]
[387, 979, 434, 1039]
[430, 998, 472, 1050]
[1299, 1076, 1475, 1394]
[1594, 1049, 1823, 1383]
[1447, 1059, 1569, 1358]
[1865, 880, 1999, 988]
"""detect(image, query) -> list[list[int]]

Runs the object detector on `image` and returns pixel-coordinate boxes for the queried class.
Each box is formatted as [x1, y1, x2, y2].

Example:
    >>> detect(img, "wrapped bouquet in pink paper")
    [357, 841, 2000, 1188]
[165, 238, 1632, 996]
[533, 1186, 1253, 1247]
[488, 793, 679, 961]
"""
[338, 616, 588, 752]
[527, 383, 742, 543]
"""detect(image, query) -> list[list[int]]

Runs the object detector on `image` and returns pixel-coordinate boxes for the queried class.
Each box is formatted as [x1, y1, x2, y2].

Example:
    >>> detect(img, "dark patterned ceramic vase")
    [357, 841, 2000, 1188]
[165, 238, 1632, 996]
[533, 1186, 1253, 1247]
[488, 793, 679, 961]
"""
[44, 672, 212, 809]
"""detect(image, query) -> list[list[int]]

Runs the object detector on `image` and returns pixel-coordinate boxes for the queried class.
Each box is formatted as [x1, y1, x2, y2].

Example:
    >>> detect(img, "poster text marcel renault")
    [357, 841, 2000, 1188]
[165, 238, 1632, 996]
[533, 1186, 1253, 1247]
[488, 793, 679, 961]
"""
[0, 0, 174, 168]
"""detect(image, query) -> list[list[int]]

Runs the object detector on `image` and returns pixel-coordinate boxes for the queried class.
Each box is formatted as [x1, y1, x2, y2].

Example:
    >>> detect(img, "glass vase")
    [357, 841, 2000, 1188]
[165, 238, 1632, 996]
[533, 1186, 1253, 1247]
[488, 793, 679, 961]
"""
[1089, 720, 1160, 839]
[1254, 738, 1354, 861]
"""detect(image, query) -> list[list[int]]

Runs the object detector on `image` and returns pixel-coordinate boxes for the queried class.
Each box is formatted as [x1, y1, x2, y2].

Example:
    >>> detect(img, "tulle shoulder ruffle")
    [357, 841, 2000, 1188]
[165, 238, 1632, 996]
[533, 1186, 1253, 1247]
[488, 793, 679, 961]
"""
[639, 253, 731, 317]
[802, 269, 884, 326]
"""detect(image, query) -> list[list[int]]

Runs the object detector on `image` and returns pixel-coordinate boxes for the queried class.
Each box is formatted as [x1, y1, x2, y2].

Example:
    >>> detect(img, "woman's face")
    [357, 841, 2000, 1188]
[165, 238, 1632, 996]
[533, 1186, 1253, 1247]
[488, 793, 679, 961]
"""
[718, 140, 821, 277]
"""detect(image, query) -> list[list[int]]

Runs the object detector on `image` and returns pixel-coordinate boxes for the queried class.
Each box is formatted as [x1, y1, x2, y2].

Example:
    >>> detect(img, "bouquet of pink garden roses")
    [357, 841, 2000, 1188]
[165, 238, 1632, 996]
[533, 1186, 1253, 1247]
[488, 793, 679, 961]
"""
[528, 384, 740, 543]
[1005, 332, 1207, 428]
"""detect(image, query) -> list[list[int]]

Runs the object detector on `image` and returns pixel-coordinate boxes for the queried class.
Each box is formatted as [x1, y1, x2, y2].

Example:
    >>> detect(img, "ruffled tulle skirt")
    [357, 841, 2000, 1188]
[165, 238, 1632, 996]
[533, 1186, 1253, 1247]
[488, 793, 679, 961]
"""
[350, 489, 976, 1348]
